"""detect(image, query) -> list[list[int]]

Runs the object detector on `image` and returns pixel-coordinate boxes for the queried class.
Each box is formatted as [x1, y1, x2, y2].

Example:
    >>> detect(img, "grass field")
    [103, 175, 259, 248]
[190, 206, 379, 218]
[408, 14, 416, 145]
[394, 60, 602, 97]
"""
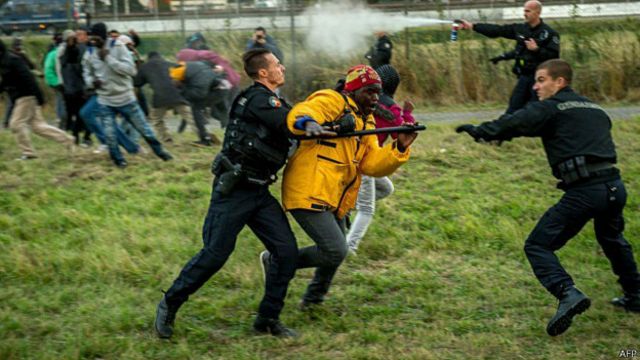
[1, 113, 639, 359]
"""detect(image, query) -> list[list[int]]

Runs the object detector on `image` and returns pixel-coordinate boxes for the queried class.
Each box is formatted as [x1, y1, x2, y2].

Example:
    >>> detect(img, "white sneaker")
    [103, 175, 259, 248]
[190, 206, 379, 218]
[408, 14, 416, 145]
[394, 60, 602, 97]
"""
[17, 154, 38, 161]
[93, 144, 108, 154]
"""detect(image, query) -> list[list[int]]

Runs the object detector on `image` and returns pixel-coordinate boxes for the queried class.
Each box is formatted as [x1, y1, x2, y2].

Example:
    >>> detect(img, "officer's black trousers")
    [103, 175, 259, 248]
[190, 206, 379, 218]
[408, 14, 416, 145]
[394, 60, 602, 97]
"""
[524, 178, 640, 298]
[165, 184, 298, 319]
[506, 74, 537, 114]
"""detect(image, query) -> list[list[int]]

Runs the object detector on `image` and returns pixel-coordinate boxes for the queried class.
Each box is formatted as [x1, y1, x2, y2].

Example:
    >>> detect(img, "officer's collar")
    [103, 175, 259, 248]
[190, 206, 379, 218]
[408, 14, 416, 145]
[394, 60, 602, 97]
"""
[529, 19, 544, 30]
[557, 86, 573, 94]
[253, 81, 277, 95]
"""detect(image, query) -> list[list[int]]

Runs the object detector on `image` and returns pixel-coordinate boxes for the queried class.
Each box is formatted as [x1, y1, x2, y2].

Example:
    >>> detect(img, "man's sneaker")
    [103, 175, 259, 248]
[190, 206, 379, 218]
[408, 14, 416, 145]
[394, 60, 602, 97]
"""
[93, 144, 108, 154]
[253, 315, 298, 338]
[259, 251, 271, 284]
[115, 160, 128, 169]
[611, 292, 640, 312]
[546, 286, 591, 336]
[17, 154, 38, 161]
[155, 298, 179, 339]
[191, 139, 213, 147]
[158, 151, 174, 161]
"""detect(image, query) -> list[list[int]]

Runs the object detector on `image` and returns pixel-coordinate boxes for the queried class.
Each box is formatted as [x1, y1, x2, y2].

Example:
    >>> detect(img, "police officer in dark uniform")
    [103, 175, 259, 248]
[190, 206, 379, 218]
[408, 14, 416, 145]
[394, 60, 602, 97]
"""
[365, 31, 393, 69]
[459, 0, 559, 114]
[155, 48, 299, 339]
[456, 59, 640, 336]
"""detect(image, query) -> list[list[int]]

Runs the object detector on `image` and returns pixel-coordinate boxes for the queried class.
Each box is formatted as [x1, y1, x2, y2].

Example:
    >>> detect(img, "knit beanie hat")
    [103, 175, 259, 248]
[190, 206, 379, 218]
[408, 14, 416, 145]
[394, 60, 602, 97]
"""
[62, 29, 76, 42]
[90, 23, 108, 41]
[344, 64, 381, 92]
[375, 64, 400, 97]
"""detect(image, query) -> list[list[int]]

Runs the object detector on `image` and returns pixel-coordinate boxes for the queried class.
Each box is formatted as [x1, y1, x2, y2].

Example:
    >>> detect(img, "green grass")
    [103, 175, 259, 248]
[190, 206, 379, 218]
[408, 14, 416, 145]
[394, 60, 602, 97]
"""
[1, 115, 640, 359]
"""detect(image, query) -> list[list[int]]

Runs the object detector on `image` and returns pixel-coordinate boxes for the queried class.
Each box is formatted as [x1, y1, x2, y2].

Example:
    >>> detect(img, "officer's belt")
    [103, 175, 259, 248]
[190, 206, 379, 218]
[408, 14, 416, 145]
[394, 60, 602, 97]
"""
[218, 155, 275, 185]
[585, 162, 614, 173]
[556, 156, 615, 186]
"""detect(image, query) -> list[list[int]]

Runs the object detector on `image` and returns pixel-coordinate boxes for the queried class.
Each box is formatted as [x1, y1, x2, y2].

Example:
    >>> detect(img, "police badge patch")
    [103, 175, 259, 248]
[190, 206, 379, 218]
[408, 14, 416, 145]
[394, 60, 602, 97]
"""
[539, 30, 549, 41]
[269, 96, 282, 108]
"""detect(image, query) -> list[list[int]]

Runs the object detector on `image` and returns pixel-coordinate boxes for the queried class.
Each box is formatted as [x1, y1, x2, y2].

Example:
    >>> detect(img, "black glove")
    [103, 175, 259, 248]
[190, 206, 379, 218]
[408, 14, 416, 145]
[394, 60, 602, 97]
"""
[489, 55, 506, 65]
[456, 124, 481, 141]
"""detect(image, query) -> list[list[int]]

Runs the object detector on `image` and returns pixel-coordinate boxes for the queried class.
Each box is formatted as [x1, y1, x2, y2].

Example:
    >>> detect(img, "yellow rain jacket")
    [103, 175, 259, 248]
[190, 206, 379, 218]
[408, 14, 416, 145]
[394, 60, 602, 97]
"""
[282, 89, 411, 219]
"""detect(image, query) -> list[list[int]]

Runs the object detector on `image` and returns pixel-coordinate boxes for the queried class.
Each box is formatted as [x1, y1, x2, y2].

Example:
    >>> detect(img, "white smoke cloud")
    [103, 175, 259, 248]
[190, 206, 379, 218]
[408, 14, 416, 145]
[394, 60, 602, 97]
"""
[299, 1, 451, 57]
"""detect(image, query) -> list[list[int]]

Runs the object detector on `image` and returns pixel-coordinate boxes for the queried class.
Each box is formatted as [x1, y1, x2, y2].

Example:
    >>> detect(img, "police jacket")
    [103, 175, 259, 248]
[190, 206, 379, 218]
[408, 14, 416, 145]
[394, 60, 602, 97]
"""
[472, 87, 618, 182]
[221, 82, 292, 179]
[365, 35, 392, 69]
[282, 89, 410, 219]
[474, 20, 559, 76]
[0, 41, 45, 105]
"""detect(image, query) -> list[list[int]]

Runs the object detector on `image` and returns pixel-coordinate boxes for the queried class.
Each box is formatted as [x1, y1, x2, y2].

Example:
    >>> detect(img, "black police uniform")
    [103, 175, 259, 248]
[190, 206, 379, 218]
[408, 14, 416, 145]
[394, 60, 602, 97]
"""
[164, 82, 298, 321]
[460, 87, 640, 299]
[474, 20, 560, 114]
[365, 34, 393, 69]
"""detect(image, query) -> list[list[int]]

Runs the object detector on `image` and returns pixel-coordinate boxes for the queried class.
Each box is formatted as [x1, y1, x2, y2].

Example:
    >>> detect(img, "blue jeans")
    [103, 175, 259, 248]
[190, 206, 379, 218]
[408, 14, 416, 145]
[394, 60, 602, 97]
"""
[95, 100, 166, 164]
[80, 96, 139, 153]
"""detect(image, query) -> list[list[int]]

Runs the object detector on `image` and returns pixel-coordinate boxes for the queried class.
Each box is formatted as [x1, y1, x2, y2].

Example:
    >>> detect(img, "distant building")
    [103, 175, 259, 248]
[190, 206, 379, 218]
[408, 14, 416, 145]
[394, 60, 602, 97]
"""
[170, 0, 227, 12]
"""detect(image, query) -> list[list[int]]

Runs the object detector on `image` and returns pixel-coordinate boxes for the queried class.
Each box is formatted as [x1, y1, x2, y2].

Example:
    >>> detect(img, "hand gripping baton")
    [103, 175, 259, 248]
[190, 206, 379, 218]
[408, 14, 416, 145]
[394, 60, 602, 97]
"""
[293, 123, 427, 140]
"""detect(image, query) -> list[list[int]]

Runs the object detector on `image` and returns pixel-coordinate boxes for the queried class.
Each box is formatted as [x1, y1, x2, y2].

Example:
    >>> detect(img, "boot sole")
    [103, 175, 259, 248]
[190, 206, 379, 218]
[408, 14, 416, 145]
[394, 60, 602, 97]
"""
[547, 297, 591, 336]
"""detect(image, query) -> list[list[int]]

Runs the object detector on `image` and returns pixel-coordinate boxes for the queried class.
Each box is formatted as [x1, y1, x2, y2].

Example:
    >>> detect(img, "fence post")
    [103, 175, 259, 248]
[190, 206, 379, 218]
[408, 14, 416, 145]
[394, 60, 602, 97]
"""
[404, 0, 410, 60]
[289, 0, 297, 98]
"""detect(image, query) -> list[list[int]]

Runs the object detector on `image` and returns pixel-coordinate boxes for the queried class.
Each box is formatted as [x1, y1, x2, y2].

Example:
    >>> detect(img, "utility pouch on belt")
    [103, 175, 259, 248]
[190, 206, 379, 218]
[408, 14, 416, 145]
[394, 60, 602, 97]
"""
[212, 153, 243, 195]
[557, 156, 614, 186]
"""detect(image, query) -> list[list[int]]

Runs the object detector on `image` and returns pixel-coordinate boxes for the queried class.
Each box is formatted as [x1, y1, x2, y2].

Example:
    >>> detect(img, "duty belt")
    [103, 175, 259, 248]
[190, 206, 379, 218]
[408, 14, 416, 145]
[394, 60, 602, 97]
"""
[556, 156, 615, 186]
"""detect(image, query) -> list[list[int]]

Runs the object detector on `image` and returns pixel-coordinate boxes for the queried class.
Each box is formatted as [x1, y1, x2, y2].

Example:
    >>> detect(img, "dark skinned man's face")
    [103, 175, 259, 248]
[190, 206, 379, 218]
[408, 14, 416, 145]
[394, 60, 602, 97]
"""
[352, 84, 381, 115]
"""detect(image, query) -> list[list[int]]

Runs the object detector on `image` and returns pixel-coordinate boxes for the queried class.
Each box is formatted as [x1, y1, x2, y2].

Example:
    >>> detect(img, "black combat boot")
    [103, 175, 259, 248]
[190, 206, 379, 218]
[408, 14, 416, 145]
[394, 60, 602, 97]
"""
[611, 291, 640, 312]
[155, 297, 180, 339]
[546, 286, 591, 336]
[253, 315, 298, 338]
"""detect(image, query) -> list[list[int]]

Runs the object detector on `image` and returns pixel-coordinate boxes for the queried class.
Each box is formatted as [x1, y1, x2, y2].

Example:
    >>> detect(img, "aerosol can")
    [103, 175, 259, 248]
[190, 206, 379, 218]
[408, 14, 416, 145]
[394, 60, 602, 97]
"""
[450, 21, 461, 42]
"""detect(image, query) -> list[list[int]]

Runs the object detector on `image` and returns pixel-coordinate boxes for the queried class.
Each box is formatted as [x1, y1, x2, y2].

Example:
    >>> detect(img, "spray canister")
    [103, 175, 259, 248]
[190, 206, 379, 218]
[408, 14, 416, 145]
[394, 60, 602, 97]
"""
[450, 22, 460, 42]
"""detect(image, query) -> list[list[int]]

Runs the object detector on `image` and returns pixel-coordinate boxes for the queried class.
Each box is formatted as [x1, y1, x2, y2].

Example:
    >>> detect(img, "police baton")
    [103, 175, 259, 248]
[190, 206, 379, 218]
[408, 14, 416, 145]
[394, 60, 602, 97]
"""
[294, 124, 427, 139]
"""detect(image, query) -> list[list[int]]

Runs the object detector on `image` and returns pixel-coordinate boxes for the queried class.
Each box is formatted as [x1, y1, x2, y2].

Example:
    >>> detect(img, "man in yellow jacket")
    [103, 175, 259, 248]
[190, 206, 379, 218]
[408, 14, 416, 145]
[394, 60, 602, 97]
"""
[261, 65, 418, 308]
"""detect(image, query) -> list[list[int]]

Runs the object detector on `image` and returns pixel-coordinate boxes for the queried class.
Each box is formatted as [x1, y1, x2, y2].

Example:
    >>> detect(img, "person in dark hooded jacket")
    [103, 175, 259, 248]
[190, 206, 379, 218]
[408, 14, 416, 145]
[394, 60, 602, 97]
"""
[169, 60, 225, 146]
[0, 39, 75, 159]
[134, 52, 197, 143]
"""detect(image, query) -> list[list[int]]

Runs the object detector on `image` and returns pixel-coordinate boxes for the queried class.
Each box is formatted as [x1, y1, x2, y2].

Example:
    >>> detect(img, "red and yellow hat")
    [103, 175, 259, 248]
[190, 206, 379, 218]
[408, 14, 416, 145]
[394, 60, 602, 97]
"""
[344, 65, 381, 92]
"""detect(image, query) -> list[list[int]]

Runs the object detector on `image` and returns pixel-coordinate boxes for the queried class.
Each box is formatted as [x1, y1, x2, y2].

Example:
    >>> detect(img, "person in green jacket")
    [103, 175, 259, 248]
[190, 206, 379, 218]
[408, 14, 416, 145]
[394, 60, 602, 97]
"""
[43, 33, 68, 130]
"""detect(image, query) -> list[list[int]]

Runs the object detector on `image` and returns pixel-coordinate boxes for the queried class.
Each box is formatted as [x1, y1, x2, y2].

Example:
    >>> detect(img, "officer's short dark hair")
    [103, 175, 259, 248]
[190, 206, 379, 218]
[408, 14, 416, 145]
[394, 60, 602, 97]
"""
[537, 59, 572, 84]
[243, 48, 272, 79]
[255, 26, 266, 33]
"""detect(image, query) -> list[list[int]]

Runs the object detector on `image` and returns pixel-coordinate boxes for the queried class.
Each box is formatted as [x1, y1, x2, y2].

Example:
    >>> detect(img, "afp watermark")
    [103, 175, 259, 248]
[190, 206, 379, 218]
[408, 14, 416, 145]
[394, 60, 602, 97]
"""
[619, 349, 638, 358]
